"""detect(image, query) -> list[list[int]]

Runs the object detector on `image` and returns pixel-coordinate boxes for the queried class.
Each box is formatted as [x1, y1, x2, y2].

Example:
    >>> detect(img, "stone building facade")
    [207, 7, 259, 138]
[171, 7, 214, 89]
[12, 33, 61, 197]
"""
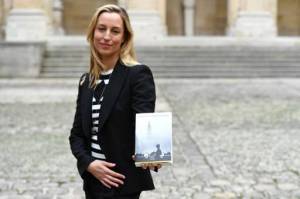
[0, 0, 300, 41]
[1, 0, 300, 78]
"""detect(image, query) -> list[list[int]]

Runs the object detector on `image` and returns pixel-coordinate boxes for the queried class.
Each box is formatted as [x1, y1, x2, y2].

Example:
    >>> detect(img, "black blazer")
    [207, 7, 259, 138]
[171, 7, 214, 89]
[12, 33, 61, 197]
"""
[69, 61, 156, 194]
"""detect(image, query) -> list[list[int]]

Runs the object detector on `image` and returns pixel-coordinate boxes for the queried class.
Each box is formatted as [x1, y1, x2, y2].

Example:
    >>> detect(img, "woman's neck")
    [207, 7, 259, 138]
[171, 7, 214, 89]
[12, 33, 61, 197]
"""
[101, 55, 119, 72]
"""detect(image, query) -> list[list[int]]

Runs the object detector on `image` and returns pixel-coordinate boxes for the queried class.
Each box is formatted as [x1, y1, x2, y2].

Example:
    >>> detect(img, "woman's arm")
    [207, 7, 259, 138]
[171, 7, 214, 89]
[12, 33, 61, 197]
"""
[130, 64, 156, 113]
[69, 73, 93, 177]
[130, 65, 161, 171]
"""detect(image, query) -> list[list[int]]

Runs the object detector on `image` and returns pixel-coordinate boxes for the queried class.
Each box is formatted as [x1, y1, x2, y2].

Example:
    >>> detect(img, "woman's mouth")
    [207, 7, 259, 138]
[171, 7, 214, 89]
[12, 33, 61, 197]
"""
[99, 43, 111, 48]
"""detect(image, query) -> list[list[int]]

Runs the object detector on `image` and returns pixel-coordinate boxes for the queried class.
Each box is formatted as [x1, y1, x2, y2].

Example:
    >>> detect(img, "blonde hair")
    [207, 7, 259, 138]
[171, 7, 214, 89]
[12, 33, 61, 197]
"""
[86, 4, 138, 88]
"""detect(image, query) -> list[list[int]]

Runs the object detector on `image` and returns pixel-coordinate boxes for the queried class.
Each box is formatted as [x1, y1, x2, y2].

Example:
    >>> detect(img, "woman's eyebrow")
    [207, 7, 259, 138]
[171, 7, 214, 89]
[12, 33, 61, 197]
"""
[112, 26, 122, 30]
[97, 24, 122, 29]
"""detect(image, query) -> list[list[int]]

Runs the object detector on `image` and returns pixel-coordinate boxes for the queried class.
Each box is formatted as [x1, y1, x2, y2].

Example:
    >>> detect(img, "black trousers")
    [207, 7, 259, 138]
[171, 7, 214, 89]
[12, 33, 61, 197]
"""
[84, 173, 141, 199]
[85, 191, 141, 199]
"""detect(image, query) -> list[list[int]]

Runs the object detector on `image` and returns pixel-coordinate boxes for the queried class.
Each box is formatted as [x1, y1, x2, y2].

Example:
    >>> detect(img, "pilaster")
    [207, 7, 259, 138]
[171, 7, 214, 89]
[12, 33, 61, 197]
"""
[5, 0, 48, 41]
[122, 0, 166, 40]
[227, 0, 277, 37]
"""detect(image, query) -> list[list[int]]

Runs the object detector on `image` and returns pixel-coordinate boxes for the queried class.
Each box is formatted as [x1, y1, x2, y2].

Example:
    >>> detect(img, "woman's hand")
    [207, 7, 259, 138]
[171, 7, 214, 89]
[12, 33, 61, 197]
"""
[132, 155, 162, 171]
[87, 160, 125, 189]
[141, 163, 162, 171]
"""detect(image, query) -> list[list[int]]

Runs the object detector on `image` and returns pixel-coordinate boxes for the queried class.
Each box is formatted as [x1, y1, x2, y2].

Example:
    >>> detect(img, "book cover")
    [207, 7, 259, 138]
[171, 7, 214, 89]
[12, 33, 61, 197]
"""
[135, 112, 173, 166]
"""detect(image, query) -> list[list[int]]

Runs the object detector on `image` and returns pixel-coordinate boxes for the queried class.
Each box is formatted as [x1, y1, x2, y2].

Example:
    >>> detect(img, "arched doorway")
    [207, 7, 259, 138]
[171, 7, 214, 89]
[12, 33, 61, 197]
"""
[166, 0, 184, 35]
[63, 0, 117, 35]
[278, 0, 300, 36]
[195, 0, 227, 35]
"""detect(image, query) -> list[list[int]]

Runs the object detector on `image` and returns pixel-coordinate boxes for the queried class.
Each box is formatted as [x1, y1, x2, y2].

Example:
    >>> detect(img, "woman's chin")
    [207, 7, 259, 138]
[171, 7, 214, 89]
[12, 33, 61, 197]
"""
[98, 50, 112, 56]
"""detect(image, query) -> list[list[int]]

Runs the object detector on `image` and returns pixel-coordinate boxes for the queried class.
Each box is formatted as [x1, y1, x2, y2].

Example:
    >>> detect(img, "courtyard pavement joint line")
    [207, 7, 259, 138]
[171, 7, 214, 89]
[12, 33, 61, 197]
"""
[160, 88, 217, 178]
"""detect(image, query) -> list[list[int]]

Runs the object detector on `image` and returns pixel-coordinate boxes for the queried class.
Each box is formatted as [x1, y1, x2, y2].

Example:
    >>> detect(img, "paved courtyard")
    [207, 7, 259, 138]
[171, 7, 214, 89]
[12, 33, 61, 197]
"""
[1, 78, 300, 199]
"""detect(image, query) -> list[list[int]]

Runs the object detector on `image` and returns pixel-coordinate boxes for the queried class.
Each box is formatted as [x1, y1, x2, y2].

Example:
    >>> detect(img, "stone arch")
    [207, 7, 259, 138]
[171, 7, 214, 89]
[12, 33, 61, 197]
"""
[63, 0, 117, 35]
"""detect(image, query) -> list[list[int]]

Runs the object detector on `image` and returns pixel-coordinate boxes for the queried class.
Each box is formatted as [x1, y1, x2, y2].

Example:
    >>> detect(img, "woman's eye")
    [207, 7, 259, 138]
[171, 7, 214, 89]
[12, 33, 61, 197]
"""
[112, 30, 120, 34]
[98, 27, 106, 32]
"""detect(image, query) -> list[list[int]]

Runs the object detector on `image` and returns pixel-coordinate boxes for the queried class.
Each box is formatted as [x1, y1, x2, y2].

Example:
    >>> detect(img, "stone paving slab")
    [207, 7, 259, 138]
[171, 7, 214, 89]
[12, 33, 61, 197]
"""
[157, 78, 300, 199]
[1, 78, 300, 198]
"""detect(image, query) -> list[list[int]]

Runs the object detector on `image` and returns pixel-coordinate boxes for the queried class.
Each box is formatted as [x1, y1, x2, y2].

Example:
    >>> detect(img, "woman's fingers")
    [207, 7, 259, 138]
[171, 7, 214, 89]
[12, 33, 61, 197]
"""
[105, 167, 126, 180]
[91, 160, 126, 188]
[101, 163, 126, 186]
[97, 173, 124, 188]
[141, 163, 162, 170]
[98, 161, 125, 180]
[102, 161, 116, 168]
[149, 164, 155, 170]
[99, 174, 124, 188]
[142, 164, 148, 169]
[103, 177, 119, 188]
[100, 179, 111, 189]
[141, 163, 152, 169]
[107, 174, 124, 185]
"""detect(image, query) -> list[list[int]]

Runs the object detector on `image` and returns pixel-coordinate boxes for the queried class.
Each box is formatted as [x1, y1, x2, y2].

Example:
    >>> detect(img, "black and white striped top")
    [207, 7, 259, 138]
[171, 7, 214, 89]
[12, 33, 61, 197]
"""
[91, 69, 113, 160]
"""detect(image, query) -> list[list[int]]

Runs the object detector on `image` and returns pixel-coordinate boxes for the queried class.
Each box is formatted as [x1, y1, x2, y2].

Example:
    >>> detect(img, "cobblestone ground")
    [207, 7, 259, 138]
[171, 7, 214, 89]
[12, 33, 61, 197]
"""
[1, 78, 300, 199]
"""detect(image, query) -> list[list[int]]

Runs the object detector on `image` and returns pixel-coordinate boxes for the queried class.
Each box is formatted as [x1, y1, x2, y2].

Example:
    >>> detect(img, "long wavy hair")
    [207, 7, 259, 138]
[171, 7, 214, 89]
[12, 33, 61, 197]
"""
[86, 4, 138, 88]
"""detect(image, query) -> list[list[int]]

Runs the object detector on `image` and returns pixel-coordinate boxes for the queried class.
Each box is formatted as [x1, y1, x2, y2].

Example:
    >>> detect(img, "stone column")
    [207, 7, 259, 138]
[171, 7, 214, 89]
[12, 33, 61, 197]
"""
[227, 0, 277, 37]
[5, 0, 48, 41]
[126, 0, 166, 41]
[51, 0, 64, 35]
[182, 0, 195, 36]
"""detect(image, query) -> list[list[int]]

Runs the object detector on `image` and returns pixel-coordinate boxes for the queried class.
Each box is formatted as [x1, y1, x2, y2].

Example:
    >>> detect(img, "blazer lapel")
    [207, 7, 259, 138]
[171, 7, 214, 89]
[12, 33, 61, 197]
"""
[98, 61, 128, 131]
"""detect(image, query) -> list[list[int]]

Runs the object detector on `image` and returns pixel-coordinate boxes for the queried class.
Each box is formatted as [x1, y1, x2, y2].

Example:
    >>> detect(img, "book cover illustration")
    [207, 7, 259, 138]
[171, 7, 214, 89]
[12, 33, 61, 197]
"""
[135, 112, 172, 166]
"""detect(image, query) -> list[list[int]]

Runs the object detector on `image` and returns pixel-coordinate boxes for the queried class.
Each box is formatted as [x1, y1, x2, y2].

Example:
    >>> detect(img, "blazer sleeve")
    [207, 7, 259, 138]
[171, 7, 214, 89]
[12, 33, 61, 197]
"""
[69, 73, 93, 178]
[130, 65, 156, 113]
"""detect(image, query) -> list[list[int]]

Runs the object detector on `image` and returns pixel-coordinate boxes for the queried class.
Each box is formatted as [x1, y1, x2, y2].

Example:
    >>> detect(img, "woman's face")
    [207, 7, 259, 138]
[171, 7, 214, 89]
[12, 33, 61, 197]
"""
[93, 12, 124, 59]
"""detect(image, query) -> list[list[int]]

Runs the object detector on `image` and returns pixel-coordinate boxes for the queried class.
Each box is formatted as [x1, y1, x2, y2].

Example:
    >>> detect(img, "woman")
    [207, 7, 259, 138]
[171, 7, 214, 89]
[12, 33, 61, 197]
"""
[69, 4, 160, 199]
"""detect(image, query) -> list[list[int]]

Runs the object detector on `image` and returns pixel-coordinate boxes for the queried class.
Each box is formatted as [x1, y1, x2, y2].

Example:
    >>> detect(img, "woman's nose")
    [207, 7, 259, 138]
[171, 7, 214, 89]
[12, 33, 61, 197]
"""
[103, 30, 111, 40]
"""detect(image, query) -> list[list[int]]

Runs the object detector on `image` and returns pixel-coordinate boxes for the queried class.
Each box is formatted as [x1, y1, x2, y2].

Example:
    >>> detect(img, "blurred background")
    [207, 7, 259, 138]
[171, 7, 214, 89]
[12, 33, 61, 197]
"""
[1, 0, 300, 198]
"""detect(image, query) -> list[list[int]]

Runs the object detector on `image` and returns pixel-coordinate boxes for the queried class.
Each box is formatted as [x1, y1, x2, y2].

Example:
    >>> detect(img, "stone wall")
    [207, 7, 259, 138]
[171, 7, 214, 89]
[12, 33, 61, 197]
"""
[63, 0, 116, 35]
[278, 0, 300, 36]
[1, 0, 300, 38]
[0, 42, 45, 77]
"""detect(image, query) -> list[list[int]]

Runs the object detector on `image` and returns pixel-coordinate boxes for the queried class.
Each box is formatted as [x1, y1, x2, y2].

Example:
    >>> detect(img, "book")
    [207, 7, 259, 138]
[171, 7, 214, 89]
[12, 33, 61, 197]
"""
[134, 112, 173, 166]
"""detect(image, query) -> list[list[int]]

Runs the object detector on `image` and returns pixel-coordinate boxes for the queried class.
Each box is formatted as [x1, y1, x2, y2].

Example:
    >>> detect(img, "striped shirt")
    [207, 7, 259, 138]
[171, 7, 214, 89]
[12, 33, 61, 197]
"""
[91, 70, 112, 160]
